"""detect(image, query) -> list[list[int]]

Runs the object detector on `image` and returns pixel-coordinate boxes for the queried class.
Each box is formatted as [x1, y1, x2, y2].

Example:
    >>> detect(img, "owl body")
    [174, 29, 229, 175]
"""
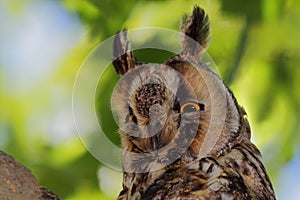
[111, 6, 276, 200]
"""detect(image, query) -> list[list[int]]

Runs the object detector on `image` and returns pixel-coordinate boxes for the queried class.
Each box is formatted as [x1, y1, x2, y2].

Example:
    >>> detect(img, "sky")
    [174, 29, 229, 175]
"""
[0, 0, 83, 96]
[277, 151, 300, 199]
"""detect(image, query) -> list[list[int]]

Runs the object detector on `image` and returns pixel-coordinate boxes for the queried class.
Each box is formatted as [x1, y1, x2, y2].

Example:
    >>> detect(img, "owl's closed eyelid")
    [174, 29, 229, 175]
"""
[179, 110, 201, 122]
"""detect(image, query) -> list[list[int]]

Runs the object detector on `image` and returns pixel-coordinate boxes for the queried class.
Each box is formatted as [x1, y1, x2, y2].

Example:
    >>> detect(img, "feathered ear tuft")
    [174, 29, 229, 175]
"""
[113, 29, 138, 76]
[181, 6, 210, 58]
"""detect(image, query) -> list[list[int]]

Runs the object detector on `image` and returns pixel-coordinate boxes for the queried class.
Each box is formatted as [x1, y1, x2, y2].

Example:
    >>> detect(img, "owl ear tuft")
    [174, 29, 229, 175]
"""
[181, 6, 210, 58]
[113, 29, 138, 75]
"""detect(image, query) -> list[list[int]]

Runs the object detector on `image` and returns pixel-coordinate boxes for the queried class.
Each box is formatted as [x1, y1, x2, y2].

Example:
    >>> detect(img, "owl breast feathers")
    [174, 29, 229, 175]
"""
[111, 6, 276, 200]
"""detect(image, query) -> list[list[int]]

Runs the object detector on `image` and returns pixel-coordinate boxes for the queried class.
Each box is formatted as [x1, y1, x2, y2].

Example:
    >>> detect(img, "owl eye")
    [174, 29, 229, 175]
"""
[126, 113, 137, 124]
[126, 107, 138, 124]
[180, 102, 205, 113]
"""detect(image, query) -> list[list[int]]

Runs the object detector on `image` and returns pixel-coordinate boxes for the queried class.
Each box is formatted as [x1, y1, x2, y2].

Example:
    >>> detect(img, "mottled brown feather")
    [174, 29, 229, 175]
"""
[112, 6, 276, 200]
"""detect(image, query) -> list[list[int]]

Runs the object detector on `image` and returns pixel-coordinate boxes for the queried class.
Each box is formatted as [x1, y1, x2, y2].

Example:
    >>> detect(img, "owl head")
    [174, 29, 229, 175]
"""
[111, 7, 246, 173]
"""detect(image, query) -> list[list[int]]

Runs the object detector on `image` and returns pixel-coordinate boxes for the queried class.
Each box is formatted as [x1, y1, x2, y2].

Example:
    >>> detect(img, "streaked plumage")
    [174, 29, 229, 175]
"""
[111, 6, 276, 200]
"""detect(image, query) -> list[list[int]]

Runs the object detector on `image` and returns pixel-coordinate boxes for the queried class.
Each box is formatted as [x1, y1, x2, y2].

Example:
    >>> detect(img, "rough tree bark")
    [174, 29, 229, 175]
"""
[0, 151, 60, 200]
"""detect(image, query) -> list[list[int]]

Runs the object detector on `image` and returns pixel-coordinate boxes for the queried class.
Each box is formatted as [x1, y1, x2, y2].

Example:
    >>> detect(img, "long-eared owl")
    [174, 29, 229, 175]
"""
[111, 6, 276, 200]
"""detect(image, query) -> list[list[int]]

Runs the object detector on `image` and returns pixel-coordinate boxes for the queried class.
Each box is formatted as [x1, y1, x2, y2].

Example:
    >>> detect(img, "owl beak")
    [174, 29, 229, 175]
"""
[148, 121, 161, 153]
[148, 105, 165, 154]
[151, 135, 159, 154]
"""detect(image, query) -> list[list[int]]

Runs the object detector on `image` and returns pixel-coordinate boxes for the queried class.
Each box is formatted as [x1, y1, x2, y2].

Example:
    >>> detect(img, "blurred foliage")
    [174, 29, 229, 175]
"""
[0, 0, 299, 199]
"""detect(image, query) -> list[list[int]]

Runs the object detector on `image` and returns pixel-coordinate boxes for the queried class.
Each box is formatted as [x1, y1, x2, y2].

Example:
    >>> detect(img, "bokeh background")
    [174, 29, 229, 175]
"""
[1, 0, 300, 199]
